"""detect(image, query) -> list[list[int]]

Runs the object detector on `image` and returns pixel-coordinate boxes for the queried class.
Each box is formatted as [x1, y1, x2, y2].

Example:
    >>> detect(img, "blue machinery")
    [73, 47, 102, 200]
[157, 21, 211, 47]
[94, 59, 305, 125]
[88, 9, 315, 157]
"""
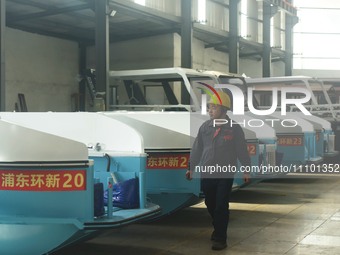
[0, 113, 161, 255]
[2, 69, 337, 254]
[244, 76, 339, 162]
[0, 101, 276, 254]
[107, 68, 280, 182]
[206, 72, 339, 166]
[245, 112, 324, 166]
[103, 111, 275, 208]
[0, 111, 274, 226]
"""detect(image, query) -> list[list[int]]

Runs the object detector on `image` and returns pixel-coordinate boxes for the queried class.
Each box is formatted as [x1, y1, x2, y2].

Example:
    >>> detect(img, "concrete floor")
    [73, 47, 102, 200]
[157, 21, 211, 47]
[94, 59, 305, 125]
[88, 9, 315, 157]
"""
[53, 174, 340, 255]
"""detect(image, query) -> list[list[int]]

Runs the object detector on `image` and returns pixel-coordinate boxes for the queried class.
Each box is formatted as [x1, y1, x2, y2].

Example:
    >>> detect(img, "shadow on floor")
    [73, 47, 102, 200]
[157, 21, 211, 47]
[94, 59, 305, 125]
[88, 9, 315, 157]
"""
[52, 242, 183, 255]
[229, 177, 334, 204]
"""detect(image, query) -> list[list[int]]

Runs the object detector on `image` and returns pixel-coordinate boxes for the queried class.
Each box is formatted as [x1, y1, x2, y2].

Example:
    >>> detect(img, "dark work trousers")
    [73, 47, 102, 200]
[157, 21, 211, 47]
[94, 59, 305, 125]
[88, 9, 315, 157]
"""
[201, 178, 234, 243]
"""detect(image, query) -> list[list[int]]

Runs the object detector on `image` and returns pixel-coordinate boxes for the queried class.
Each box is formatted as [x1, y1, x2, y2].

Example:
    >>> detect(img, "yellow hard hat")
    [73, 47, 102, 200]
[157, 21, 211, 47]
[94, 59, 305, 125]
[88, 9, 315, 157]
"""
[208, 91, 231, 109]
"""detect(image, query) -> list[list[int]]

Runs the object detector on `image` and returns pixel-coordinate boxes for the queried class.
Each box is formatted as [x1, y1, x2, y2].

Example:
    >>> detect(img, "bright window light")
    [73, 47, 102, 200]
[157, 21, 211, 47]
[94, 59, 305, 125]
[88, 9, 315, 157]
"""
[270, 17, 274, 47]
[241, 0, 248, 38]
[135, 0, 146, 6]
[293, 2, 340, 70]
[197, 0, 206, 23]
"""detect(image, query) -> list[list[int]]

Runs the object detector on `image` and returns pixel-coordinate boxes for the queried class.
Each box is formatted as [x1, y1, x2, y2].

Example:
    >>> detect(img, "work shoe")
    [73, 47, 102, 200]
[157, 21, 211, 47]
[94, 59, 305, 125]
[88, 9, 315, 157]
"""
[211, 241, 227, 251]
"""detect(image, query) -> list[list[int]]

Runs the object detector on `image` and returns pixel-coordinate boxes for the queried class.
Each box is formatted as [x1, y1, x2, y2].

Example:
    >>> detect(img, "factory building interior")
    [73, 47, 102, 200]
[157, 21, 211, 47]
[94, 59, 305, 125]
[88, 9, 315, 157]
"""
[0, 0, 340, 254]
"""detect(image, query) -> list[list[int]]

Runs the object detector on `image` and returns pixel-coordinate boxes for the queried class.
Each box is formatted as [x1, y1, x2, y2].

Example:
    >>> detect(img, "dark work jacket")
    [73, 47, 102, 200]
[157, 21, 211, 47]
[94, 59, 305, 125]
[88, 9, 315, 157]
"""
[190, 116, 251, 178]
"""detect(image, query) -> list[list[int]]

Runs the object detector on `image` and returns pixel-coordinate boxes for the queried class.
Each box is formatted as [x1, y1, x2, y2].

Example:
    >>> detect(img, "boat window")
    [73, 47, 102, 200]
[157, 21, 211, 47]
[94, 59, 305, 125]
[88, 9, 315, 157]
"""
[110, 76, 192, 111]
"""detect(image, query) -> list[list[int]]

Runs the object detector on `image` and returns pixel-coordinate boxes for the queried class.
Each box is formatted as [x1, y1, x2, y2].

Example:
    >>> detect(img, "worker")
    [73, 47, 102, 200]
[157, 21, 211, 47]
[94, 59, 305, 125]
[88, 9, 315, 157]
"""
[186, 91, 251, 250]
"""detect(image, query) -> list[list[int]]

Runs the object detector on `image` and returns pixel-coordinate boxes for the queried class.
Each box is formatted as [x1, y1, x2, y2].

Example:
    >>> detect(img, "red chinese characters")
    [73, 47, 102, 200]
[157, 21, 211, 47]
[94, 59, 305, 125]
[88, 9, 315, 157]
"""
[147, 154, 189, 169]
[0, 170, 86, 191]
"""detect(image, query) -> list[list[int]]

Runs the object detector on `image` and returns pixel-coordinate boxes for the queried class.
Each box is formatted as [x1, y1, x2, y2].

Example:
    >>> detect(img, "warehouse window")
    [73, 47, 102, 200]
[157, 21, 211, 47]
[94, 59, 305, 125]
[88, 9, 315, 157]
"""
[197, 0, 206, 24]
[135, 0, 146, 6]
[240, 0, 248, 38]
[293, 0, 340, 70]
[270, 18, 274, 47]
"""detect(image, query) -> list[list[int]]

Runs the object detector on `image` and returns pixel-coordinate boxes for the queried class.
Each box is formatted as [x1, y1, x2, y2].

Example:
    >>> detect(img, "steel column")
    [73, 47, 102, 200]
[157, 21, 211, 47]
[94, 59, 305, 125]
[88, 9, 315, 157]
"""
[229, 0, 240, 74]
[181, 0, 192, 104]
[262, 2, 272, 77]
[78, 43, 86, 111]
[0, 0, 5, 111]
[181, 0, 192, 68]
[285, 14, 298, 76]
[95, 0, 109, 109]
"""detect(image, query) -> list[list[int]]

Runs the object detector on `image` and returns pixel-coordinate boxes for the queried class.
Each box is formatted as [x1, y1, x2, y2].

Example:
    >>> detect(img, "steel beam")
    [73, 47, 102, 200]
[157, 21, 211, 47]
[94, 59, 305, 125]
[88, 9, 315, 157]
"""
[240, 52, 262, 58]
[95, 0, 109, 109]
[262, 0, 296, 16]
[228, 0, 240, 74]
[9, 0, 97, 22]
[7, 3, 91, 24]
[205, 40, 229, 49]
[7, 17, 95, 39]
[109, 28, 179, 44]
[0, 0, 5, 111]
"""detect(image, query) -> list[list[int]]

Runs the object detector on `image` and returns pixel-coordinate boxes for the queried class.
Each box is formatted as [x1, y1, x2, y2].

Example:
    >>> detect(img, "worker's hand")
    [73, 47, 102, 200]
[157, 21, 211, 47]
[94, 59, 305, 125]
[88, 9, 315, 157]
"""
[185, 170, 193, 180]
[243, 173, 251, 184]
